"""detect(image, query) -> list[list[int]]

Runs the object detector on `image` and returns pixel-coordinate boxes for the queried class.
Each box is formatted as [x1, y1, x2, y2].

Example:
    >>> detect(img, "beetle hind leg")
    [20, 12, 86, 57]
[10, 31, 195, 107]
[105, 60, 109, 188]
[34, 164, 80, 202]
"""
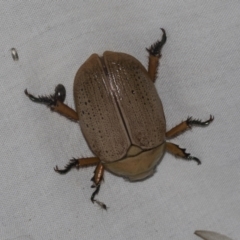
[54, 157, 100, 174]
[91, 185, 107, 210]
[146, 28, 167, 82]
[165, 115, 214, 164]
[166, 142, 201, 165]
[25, 84, 79, 121]
[90, 163, 107, 210]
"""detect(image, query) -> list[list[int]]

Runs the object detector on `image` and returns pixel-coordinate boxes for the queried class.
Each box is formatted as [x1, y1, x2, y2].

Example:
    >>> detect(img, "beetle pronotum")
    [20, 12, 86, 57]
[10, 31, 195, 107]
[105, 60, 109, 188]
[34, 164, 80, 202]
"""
[25, 28, 213, 209]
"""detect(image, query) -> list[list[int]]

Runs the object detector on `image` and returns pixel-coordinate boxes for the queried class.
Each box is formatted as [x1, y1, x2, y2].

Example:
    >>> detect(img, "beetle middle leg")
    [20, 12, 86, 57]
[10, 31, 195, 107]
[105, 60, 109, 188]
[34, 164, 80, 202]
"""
[25, 84, 79, 121]
[146, 28, 167, 82]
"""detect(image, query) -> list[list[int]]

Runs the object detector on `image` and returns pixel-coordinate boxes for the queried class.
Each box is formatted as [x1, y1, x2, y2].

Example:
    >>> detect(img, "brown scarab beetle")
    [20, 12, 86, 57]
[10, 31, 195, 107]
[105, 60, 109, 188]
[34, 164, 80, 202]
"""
[25, 29, 213, 209]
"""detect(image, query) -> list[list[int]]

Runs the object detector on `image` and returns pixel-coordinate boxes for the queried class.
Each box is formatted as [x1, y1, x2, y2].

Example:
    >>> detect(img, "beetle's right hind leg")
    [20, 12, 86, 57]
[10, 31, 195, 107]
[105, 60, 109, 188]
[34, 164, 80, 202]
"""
[146, 28, 167, 82]
[25, 84, 79, 121]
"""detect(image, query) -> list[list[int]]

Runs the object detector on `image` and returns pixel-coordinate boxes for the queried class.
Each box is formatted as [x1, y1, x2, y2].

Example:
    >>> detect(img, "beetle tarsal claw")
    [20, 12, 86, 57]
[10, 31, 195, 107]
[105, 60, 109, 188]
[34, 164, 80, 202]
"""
[186, 155, 201, 165]
[187, 115, 214, 127]
[181, 147, 201, 165]
[94, 199, 108, 210]
[146, 28, 167, 57]
[24, 84, 66, 107]
[90, 184, 107, 210]
[25, 88, 56, 106]
[54, 158, 79, 174]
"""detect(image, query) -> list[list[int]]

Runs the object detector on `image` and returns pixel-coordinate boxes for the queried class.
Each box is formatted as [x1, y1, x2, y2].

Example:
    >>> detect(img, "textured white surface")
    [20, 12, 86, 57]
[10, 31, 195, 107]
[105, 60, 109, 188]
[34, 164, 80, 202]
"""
[1, 1, 240, 240]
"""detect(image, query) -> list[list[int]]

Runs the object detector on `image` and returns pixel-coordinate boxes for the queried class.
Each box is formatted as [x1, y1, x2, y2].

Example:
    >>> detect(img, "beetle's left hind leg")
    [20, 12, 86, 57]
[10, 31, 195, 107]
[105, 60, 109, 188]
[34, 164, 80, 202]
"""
[25, 84, 79, 121]
[91, 163, 107, 210]
[146, 28, 167, 82]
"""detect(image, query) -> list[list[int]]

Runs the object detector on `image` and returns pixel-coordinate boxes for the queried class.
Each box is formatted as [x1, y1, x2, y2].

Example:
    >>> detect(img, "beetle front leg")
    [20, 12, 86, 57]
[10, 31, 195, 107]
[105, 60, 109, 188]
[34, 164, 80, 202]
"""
[146, 28, 167, 82]
[54, 157, 100, 174]
[90, 163, 107, 210]
[166, 142, 201, 165]
[166, 115, 214, 139]
[25, 84, 79, 121]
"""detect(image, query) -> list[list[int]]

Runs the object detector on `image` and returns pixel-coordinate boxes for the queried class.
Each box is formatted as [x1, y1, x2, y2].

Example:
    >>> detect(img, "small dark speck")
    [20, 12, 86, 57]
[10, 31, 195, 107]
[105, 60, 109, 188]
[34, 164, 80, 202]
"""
[131, 90, 135, 94]
[11, 48, 19, 61]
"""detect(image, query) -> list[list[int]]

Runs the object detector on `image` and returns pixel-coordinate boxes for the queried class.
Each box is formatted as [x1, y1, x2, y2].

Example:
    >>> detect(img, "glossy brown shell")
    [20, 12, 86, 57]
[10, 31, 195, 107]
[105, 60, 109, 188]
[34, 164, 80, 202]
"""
[74, 51, 166, 163]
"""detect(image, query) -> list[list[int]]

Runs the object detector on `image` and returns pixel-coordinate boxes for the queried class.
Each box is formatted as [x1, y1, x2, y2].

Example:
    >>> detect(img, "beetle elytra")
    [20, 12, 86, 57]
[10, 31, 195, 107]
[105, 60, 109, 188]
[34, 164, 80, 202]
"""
[25, 29, 213, 209]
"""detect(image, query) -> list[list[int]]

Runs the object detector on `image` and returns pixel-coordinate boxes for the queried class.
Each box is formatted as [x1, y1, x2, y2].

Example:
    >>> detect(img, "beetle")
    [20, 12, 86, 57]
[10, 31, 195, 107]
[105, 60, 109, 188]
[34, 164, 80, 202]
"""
[25, 28, 213, 209]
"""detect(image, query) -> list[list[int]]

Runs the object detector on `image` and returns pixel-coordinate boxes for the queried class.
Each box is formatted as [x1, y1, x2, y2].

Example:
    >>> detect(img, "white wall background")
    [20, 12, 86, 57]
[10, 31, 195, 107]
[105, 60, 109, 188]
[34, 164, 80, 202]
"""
[1, 1, 240, 240]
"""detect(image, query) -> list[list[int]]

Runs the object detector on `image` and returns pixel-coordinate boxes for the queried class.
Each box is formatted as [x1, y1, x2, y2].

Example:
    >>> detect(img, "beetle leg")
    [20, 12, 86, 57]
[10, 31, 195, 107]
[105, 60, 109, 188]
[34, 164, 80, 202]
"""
[166, 115, 214, 139]
[54, 157, 100, 174]
[25, 84, 79, 121]
[91, 162, 104, 187]
[90, 163, 107, 210]
[91, 185, 107, 210]
[166, 142, 201, 165]
[146, 28, 167, 82]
